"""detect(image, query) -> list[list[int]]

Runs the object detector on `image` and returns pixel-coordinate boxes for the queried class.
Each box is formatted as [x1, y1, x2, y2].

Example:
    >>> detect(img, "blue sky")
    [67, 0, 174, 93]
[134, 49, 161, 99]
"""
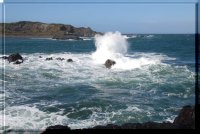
[0, 0, 198, 34]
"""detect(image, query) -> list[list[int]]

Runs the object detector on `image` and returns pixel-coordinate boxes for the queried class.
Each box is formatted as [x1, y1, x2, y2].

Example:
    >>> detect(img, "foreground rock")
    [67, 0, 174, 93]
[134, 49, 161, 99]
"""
[104, 59, 116, 69]
[41, 125, 70, 133]
[92, 122, 176, 129]
[173, 105, 195, 128]
[42, 105, 195, 132]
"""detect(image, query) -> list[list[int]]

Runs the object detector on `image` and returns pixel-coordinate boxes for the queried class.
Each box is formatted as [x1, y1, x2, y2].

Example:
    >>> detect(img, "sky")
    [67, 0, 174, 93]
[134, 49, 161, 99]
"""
[0, 0, 198, 34]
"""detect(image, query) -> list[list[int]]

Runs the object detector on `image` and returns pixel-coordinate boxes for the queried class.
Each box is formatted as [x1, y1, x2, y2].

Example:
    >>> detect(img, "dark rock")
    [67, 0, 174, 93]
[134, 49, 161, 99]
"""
[67, 59, 73, 62]
[134, 122, 175, 129]
[120, 123, 137, 129]
[173, 105, 195, 129]
[41, 125, 70, 134]
[56, 57, 65, 61]
[45, 57, 53, 61]
[7, 53, 23, 63]
[39, 56, 42, 58]
[92, 122, 177, 129]
[92, 124, 121, 129]
[104, 59, 116, 69]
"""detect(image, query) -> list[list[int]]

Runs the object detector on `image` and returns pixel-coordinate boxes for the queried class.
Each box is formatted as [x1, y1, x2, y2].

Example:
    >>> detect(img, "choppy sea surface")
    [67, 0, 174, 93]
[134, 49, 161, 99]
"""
[0, 33, 195, 132]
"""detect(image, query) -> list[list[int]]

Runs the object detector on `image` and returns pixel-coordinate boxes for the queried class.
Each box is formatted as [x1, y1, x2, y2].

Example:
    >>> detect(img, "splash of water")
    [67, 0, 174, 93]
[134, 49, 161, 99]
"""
[92, 31, 160, 70]
[92, 31, 128, 64]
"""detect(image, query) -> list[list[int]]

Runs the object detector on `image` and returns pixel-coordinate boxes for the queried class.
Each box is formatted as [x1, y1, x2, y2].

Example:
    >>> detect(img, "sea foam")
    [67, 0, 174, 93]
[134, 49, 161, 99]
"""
[92, 32, 161, 70]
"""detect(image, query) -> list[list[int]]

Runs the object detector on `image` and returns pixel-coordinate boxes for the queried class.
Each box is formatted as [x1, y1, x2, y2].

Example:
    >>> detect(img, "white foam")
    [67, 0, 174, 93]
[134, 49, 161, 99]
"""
[80, 37, 93, 40]
[92, 32, 162, 70]
[165, 115, 177, 123]
[0, 52, 192, 87]
[125, 105, 142, 112]
[0, 50, 195, 130]
[92, 31, 128, 64]
[146, 35, 154, 38]
[0, 105, 114, 130]
[0, 105, 66, 130]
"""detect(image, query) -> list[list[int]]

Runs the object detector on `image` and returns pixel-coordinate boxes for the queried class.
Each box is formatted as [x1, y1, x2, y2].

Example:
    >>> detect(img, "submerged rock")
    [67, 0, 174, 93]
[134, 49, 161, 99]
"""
[104, 59, 116, 69]
[7, 53, 23, 63]
[67, 59, 73, 62]
[56, 57, 65, 61]
[45, 57, 53, 61]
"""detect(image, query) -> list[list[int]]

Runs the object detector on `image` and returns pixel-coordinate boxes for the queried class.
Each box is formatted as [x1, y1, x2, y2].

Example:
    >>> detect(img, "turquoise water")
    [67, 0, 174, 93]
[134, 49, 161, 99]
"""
[0, 34, 195, 131]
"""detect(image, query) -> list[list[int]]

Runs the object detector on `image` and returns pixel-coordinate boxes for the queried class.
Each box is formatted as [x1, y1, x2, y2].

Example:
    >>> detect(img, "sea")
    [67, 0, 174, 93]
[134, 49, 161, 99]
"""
[0, 32, 195, 132]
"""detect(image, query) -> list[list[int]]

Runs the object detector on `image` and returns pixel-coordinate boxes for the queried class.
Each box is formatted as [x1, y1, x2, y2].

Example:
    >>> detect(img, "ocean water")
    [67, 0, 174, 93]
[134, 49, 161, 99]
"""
[0, 33, 195, 132]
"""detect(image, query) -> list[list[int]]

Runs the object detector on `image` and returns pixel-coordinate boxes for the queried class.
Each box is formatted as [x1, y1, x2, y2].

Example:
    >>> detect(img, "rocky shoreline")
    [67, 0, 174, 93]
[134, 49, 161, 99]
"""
[0, 21, 101, 40]
[41, 105, 195, 133]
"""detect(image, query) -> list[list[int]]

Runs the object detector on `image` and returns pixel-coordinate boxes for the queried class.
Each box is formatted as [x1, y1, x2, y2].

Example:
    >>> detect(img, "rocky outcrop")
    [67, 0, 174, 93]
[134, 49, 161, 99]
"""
[41, 105, 195, 133]
[173, 105, 195, 129]
[2, 53, 24, 64]
[104, 59, 116, 69]
[0, 21, 101, 39]
[67, 59, 73, 62]
[1, 53, 24, 64]
[7, 53, 23, 63]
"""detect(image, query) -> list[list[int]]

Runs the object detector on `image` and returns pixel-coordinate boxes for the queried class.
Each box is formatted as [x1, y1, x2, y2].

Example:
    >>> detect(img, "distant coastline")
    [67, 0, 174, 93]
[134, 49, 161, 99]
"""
[0, 21, 101, 40]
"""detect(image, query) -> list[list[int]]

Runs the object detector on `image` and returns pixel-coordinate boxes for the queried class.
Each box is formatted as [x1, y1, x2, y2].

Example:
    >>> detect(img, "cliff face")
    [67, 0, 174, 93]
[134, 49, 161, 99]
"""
[0, 21, 100, 38]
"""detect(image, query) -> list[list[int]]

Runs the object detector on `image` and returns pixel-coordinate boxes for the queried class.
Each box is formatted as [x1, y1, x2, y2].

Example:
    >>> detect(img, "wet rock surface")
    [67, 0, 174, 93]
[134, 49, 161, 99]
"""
[7, 53, 23, 63]
[1, 53, 24, 64]
[104, 59, 116, 69]
[45, 57, 53, 61]
[67, 59, 73, 62]
[173, 105, 195, 129]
